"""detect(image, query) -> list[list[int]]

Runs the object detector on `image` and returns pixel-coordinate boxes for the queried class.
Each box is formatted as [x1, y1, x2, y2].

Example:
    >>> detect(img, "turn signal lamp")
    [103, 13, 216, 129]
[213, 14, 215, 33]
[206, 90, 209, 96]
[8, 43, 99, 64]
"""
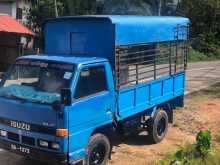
[56, 129, 68, 137]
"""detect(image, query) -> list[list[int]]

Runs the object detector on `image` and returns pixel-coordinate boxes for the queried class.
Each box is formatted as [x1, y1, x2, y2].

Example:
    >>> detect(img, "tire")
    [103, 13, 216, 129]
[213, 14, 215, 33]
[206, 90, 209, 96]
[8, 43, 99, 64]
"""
[148, 109, 168, 144]
[86, 133, 111, 165]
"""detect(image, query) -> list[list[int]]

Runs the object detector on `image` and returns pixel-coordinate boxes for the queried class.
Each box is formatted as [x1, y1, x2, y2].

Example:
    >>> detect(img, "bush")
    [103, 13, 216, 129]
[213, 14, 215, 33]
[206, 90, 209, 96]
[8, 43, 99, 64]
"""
[179, 0, 220, 60]
[196, 33, 220, 58]
[189, 49, 208, 62]
[196, 130, 212, 158]
[157, 130, 213, 165]
[188, 47, 220, 62]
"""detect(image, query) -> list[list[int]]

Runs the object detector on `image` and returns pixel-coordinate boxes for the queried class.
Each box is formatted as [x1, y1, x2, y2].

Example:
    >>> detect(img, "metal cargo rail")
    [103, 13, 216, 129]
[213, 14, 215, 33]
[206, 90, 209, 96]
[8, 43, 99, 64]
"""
[115, 25, 189, 89]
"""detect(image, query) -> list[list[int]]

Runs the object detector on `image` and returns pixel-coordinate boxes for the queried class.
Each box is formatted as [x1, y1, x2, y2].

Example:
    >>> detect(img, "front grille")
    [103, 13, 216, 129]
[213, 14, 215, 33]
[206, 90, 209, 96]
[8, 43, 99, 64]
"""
[22, 136, 35, 146]
[7, 132, 19, 142]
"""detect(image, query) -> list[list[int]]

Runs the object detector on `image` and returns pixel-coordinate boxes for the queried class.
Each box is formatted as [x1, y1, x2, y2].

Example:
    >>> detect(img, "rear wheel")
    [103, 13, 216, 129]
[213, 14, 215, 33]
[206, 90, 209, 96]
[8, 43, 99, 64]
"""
[86, 133, 111, 165]
[148, 109, 168, 143]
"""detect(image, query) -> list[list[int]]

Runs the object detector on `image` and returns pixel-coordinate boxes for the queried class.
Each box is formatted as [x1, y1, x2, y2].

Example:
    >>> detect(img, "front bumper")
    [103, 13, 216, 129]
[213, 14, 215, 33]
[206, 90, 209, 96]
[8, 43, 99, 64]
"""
[0, 139, 68, 164]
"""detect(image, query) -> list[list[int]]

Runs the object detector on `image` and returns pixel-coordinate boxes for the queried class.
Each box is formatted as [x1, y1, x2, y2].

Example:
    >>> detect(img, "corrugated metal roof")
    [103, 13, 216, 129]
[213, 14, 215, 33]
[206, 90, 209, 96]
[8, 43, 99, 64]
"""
[0, 15, 34, 36]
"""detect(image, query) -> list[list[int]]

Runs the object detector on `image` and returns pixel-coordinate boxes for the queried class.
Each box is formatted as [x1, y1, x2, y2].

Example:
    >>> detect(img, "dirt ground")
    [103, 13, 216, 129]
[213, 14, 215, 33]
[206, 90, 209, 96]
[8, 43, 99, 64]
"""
[109, 83, 220, 165]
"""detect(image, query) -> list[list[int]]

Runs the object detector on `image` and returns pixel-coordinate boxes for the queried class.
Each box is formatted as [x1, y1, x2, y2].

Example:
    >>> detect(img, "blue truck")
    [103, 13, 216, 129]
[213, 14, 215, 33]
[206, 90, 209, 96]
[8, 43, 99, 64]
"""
[0, 16, 189, 165]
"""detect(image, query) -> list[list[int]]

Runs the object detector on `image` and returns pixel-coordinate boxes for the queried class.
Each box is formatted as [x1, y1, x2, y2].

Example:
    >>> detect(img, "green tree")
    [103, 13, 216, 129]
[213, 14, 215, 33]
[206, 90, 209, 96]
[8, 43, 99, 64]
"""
[179, 0, 220, 56]
[102, 0, 154, 15]
[66, 0, 98, 15]
[27, 0, 67, 35]
[27, 0, 98, 36]
[26, 0, 69, 49]
[27, 0, 157, 36]
[66, 0, 164, 16]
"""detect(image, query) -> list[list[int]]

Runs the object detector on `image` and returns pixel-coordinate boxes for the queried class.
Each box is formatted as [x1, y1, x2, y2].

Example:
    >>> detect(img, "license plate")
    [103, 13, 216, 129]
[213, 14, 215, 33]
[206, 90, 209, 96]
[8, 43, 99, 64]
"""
[10, 144, 30, 154]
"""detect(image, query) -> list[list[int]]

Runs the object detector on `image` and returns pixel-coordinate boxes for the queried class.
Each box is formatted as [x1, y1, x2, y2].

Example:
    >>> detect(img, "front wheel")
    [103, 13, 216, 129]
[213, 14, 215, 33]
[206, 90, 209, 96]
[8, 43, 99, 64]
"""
[86, 133, 111, 165]
[148, 109, 168, 143]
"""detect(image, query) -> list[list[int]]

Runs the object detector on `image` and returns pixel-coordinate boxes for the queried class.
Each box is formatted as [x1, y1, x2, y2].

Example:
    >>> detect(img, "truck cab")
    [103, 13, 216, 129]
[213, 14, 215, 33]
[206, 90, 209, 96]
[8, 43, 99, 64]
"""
[0, 55, 115, 164]
[0, 16, 189, 165]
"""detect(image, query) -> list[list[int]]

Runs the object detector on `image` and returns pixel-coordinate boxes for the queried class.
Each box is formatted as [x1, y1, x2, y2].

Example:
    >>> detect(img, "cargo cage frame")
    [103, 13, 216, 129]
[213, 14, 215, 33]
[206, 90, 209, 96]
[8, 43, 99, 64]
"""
[115, 25, 189, 89]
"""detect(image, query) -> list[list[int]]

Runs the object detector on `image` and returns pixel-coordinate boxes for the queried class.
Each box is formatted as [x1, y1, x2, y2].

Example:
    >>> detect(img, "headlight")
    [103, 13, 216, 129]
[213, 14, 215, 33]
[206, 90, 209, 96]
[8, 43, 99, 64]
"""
[38, 139, 60, 150]
[0, 130, 7, 137]
[39, 140, 49, 147]
[51, 142, 60, 150]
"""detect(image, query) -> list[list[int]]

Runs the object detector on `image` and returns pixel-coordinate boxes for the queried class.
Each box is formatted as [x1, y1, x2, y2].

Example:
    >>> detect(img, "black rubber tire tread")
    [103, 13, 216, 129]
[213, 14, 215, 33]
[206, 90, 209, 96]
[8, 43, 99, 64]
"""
[148, 109, 169, 144]
[85, 133, 111, 165]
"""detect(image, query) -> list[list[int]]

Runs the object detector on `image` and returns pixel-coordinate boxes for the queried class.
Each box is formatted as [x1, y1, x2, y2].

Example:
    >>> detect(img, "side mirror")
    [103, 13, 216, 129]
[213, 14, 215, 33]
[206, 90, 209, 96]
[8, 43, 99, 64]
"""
[61, 88, 72, 106]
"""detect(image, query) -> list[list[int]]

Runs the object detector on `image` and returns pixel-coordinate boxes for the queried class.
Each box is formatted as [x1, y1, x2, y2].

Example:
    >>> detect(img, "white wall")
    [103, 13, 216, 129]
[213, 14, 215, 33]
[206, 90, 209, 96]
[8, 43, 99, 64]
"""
[11, 1, 16, 18]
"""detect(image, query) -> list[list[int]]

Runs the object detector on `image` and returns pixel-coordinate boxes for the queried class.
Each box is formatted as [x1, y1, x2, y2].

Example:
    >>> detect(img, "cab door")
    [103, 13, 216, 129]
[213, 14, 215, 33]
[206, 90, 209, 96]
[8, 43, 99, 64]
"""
[67, 63, 115, 160]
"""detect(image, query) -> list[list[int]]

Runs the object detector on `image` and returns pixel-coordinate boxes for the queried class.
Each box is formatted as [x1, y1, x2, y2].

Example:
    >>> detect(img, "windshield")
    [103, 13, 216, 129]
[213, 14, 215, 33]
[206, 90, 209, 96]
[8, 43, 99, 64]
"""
[0, 60, 75, 104]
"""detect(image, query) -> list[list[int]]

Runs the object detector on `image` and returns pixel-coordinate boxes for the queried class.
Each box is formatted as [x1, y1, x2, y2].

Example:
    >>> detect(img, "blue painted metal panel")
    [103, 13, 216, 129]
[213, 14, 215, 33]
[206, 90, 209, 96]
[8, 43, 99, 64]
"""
[117, 73, 185, 120]
[174, 73, 185, 95]
[150, 81, 163, 101]
[163, 78, 173, 96]
[118, 89, 135, 111]
[44, 18, 115, 64]
[66, 62, 115, 161]
[0, 98, 56, 126]
[67, 92, 113, 160]
[136, 86, 150, 106]
[70, 32, 88, 54]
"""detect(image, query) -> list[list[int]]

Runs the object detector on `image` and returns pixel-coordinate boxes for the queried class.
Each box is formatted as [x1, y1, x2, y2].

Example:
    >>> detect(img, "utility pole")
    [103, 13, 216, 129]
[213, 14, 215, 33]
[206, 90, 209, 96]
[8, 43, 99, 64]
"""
[54, 0, 58, 17]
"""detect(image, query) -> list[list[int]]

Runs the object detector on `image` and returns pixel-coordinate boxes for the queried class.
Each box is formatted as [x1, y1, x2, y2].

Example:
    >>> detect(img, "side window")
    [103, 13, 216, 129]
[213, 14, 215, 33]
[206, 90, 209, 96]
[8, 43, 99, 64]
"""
[74, 66, 108, 99]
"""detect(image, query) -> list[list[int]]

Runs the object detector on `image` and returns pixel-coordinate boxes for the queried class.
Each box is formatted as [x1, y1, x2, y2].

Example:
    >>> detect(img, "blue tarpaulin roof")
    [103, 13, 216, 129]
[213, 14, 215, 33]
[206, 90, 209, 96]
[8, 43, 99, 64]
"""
[46, 15, 189, 46]
[43, 16, 189, 63]
[107, 16, 189, 45]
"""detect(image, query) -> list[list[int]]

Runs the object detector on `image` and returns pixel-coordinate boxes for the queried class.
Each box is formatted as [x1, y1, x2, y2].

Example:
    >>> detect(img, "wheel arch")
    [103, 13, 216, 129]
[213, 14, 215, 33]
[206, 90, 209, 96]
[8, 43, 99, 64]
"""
[90, 124, 116, 159]
[149, 102, 173, 123]
[91, 123, 116, 145]
[157, 102, 173, 123]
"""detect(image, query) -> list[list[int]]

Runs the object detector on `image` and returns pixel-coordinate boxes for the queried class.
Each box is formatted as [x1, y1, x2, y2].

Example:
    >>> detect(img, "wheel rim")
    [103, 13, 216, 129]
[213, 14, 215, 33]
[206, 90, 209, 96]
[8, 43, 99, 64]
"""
[89, 144, 106, 165]
[157, 117, 166, 136]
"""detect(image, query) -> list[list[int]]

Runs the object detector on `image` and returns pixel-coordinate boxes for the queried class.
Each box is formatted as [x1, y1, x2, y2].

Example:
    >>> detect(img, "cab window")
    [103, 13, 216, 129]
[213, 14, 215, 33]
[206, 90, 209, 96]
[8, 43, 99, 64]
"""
[74, 66, 108, 99]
